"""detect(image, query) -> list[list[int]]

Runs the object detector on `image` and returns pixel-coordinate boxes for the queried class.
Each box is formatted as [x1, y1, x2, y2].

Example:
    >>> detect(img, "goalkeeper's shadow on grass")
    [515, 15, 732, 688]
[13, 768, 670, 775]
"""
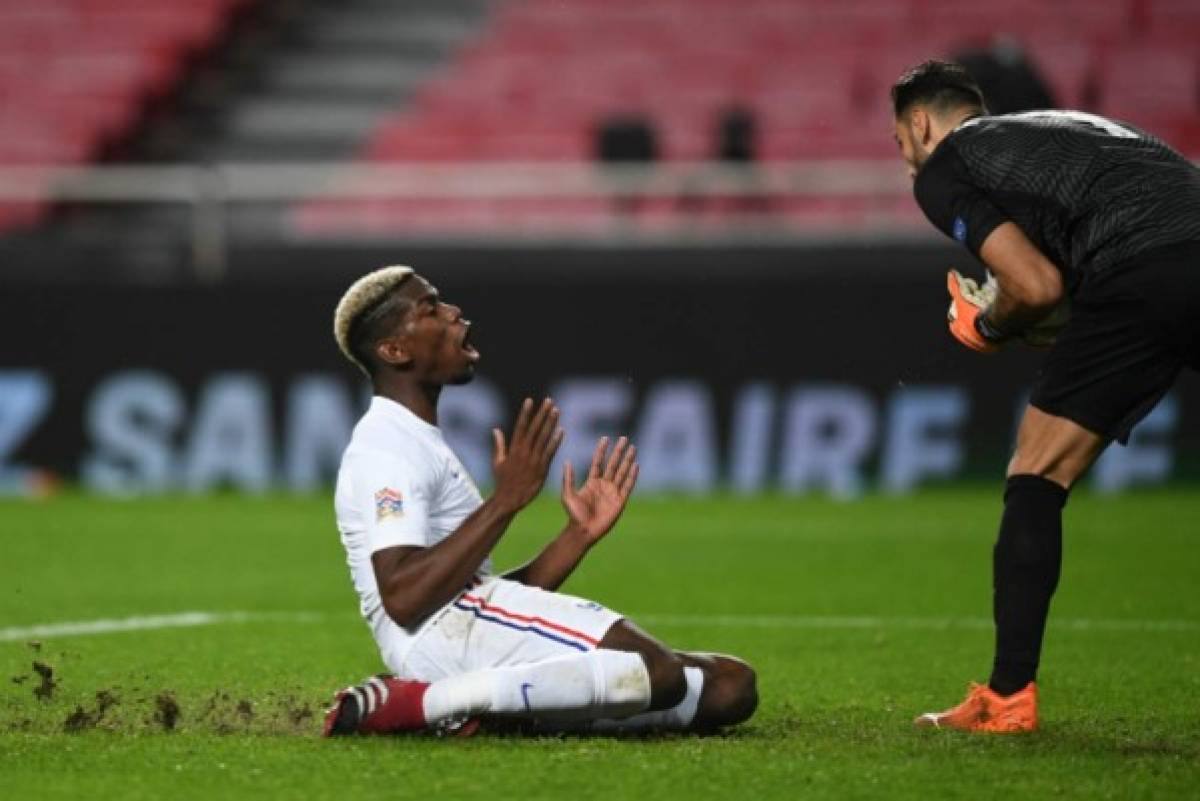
[906, 723, 1199, 761]
[1032, 725, 1200, 760]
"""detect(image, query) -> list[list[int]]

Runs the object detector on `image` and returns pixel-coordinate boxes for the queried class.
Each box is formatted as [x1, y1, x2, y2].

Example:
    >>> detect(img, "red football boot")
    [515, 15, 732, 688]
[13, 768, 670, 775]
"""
[322, 675, 430, 736]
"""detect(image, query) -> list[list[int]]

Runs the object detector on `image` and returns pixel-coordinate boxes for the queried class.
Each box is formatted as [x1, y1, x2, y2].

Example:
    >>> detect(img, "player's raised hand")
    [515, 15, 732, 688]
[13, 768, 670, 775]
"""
[561, 436, 639, 544]
[491, 397, 564, 513]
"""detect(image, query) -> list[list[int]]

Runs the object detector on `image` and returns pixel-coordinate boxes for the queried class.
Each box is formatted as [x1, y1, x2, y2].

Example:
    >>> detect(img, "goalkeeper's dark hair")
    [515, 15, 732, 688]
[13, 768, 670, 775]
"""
[891, 60, 988, 118]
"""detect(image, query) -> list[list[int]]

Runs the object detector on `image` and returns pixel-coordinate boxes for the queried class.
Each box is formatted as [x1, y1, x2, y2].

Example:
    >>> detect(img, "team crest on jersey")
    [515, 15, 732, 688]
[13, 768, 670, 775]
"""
[953, 216, 968, 243]
[375, 488, 405, 520]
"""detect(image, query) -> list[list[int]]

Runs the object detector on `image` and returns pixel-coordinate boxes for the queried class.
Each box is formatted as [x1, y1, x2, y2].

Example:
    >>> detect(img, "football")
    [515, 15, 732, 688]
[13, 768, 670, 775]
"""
[980, 273, 1071, 347]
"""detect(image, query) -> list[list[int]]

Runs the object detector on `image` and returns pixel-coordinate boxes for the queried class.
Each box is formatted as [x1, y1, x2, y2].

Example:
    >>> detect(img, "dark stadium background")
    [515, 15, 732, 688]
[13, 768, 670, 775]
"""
[2, 0, 1198, 499]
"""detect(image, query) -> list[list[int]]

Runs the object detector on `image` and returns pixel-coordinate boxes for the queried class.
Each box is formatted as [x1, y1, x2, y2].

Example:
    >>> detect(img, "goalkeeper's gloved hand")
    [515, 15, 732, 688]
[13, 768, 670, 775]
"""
[946, 269, 1005, 353]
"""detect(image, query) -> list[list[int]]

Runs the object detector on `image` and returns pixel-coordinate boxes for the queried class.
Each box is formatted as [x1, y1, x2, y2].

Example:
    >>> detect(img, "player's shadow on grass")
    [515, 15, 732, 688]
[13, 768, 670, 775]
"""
[907, 722, 1199, 761]
[481, 718, 758, 740]
[1039, 727, 1200, 761]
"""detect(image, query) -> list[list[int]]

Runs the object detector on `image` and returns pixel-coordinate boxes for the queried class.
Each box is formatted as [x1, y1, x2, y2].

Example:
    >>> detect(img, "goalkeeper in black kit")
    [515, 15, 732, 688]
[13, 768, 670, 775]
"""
[890, 60, 1200, 732]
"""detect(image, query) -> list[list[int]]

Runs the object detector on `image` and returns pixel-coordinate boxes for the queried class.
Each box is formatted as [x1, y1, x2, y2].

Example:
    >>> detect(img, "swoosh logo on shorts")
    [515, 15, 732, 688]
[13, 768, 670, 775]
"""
[520, 682, 534, 712]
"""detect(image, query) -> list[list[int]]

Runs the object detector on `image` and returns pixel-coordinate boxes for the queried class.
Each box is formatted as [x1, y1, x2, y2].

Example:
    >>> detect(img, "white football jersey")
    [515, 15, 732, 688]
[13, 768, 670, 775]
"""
[334, 395, 489, 660]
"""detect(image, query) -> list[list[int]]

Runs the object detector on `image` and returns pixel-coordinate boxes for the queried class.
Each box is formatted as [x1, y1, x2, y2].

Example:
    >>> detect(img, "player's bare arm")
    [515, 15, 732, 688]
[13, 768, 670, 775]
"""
[504, 435, 640, 591]
[371, 397, 563, 627]
[976, 222, 1064, 335]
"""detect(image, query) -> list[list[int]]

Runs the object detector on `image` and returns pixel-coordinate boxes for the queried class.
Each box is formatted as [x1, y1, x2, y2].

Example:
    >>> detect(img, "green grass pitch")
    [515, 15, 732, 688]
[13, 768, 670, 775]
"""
[2, 488, 1198, 800]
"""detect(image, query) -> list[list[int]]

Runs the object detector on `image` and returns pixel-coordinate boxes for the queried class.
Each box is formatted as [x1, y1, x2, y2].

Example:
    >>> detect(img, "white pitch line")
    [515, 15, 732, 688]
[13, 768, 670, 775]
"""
[0, 611, 326, 643]
[636, 614, 1200, 633]
[1, 611, 1197, 644]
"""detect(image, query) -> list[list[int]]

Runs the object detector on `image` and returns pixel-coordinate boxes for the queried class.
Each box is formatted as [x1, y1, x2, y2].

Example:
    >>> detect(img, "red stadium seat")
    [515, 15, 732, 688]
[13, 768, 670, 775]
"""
[291, 0, 1200, 235]
[1097, 45, 1199, 138]
[1145, 0, 1200, 41]
[0, 0, 245, 231]
[913, 0, 1134, 38]
[1019, 39, 1095, 109]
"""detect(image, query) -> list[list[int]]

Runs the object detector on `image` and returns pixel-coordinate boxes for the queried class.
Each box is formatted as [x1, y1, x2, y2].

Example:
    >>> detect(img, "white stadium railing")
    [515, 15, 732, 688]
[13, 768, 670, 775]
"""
[0, 161, 924, 280]
[0, 161, 914, 200]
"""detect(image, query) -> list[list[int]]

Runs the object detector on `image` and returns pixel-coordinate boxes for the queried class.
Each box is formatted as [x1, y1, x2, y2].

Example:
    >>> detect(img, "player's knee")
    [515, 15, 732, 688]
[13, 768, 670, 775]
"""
[728, 661, 759, 725]
[1006, 452, 1076, 489]
[641, 650, 687, 711]
[1008, 409, 1106, 488]
[706, 659, 758, 727]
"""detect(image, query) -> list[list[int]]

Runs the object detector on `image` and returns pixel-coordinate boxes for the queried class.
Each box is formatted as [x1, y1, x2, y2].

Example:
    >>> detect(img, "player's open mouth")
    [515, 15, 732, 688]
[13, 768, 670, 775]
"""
[460, 324, 480, 362]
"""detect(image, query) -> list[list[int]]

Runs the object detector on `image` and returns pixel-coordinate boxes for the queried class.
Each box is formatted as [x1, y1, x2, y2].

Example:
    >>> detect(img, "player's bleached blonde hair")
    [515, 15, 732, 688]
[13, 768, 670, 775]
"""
[333, 265, 415, 375]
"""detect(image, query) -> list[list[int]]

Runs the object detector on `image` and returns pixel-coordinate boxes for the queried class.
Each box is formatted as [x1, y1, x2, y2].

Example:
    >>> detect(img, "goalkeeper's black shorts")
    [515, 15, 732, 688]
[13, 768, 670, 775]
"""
[1030, 240, 1200, 445]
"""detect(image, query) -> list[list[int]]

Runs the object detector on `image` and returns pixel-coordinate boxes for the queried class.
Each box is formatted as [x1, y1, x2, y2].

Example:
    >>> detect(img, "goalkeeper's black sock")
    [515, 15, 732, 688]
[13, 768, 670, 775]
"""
[988, 474, 1068, 697]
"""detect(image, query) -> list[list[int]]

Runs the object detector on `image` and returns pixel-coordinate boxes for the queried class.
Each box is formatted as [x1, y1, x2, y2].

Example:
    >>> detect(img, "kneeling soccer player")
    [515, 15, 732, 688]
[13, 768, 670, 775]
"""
[322, 266, 757, 737]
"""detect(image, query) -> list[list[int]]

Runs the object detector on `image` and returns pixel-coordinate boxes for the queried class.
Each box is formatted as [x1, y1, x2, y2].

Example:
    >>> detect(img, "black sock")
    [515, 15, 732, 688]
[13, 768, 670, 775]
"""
[988, 474, 1068, 696]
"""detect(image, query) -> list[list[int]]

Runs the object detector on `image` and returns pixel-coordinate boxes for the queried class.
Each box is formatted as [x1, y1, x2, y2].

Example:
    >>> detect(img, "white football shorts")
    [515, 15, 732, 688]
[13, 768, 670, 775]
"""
[385, 577, 624, 681]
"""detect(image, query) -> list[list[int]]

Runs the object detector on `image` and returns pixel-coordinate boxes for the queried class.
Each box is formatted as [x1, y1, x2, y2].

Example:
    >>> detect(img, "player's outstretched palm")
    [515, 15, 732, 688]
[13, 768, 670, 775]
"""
[561, 436, 639, 544]
[492, 397, 564, 512]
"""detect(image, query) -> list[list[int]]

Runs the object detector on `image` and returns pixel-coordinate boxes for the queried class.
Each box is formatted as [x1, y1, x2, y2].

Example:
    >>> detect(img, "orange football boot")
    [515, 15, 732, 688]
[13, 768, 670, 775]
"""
[913, 681, 1038, 733]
